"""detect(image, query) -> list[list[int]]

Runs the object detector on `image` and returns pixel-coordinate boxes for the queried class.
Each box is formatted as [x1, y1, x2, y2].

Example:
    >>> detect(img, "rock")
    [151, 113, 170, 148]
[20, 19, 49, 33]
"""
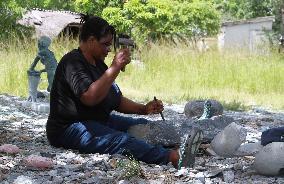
[13, 175, 34, 184]
[233, 163, 243, 170]
[127, 121, 181, 147]
[235, 142, 263, 156]
[118, 180, 130, 184]
[210, 122, 247, 157]
[254, 142, 284, 176]
[223, 170, 234, 183]
[174, 168, 189, 177]
[193, 115, 234, 142]
[81, 176, 102, 184]
[0, 144, 20, 154]
[195, 172, 205, 183]
[169, 168, 177, 173]
[176, 115, 234, 143]
[52, 176, 64, 184]
[23, 154, 54, 169]
[184, 100, 223, 118]
[204, 168, 224, 178]
[205, 147, 218, 156]
[21, 101, 50, 113]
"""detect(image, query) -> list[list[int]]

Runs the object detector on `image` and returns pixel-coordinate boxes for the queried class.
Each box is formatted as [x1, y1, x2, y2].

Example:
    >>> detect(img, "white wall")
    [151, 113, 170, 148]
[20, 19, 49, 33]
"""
[218, 19, 273, 52]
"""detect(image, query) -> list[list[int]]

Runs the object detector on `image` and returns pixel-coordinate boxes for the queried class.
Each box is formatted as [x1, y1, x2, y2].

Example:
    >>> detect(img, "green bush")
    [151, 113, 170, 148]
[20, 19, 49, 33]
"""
[102, 0, 220, 44]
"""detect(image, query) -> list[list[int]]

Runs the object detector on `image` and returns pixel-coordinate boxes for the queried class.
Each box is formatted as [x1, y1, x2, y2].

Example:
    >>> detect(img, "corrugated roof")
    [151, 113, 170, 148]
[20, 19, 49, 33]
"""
[17, 9, 81, 39]
[222, 16, 275, 27]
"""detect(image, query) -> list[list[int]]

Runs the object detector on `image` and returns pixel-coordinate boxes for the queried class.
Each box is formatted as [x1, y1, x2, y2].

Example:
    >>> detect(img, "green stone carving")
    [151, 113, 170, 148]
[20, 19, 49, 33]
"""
[198, 100, 213, 120]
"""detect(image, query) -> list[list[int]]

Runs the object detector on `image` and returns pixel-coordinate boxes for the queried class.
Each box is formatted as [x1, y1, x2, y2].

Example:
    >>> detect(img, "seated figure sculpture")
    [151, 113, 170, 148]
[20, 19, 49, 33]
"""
[29, 36, 57, 92]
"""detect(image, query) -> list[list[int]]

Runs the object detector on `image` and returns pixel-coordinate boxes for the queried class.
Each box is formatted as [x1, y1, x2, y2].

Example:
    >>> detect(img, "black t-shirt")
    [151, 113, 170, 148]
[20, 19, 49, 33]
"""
[46, 48, 122, 142]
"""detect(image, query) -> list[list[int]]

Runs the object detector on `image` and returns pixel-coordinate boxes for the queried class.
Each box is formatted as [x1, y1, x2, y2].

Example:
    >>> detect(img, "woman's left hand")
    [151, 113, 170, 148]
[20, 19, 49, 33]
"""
[145, 98, 164, 114]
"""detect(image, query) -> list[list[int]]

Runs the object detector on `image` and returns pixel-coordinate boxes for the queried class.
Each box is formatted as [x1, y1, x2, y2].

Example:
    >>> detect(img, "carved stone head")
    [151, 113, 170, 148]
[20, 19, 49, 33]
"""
[38, 36, 51, 50]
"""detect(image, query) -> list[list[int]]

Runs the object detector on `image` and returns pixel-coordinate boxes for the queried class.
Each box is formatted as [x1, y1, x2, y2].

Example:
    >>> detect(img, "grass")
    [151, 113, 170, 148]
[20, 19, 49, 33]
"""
[0, 37, 283, 110]
[117, 42, 284, 110]
[0, 37, 76, 95]
[222, 100, 249, 111]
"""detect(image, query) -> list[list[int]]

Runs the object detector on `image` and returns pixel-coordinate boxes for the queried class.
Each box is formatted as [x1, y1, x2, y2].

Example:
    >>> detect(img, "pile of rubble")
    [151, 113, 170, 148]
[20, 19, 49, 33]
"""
[0, 94, 284, 183]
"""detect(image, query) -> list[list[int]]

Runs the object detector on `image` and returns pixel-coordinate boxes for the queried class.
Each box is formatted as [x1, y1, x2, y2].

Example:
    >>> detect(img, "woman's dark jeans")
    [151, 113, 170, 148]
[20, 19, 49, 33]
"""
[56, 114, 170, 165]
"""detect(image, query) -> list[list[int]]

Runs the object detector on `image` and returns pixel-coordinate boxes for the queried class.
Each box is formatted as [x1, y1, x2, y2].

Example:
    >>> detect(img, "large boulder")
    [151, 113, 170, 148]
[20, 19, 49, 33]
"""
[210, 122, 247, 157]
[193, 115, 234, 142]
[254, 142, 284, 176]
[173, 115, 234, 142]
[234, 142, 263, 156]
[127, 121, 181, 147]
[184, 100, 223, 118]
[126, 114, 234, 148]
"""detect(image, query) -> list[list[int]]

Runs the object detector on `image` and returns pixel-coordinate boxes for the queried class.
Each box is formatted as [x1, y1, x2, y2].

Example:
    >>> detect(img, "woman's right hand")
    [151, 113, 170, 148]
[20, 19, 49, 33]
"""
[112, 48, 131, 71]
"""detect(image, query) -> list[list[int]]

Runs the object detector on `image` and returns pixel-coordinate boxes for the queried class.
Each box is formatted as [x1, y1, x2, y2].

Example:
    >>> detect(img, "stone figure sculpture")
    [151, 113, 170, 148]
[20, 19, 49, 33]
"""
[198, 100, 213, 120]
[29, 36, 57, 92]
[27, 36, 57, 102]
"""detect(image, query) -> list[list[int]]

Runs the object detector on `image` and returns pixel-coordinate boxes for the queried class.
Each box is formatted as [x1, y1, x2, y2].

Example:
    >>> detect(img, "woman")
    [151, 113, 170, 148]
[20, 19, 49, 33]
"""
[46, 14, 203, 169]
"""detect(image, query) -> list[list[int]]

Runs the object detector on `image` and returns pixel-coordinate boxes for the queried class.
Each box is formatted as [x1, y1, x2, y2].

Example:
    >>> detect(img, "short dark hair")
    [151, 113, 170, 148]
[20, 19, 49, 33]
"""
[79, 14, 116, 48]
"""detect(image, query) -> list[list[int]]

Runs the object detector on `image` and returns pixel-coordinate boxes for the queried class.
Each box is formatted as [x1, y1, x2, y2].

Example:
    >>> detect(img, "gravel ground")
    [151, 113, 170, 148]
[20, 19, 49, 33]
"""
[0, 94, 284, 184]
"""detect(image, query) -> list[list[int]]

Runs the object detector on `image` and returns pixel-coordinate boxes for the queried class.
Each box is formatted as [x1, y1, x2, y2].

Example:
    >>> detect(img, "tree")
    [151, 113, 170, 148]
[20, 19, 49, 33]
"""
[0, 1, 32, 40]
[102, 7, 132, 34]
[74, 0, 124, 16]
[15, 0, 76, 11]
[123, 0, 177, 42]
[214, 0, 273, 21]
[103, 0, 220, 43]
[0, 0, 221, 44]
[272, 0, 284, 34]
[174, 1, 220, 39]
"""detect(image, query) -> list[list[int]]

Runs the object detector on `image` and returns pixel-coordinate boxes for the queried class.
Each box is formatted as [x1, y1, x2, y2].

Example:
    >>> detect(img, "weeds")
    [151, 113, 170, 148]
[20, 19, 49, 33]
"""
[116, 153, 144, 180]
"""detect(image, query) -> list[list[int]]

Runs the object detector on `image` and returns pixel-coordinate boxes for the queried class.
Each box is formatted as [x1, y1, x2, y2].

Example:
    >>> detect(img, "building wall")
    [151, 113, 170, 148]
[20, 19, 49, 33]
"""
[218, 19, 273, 52]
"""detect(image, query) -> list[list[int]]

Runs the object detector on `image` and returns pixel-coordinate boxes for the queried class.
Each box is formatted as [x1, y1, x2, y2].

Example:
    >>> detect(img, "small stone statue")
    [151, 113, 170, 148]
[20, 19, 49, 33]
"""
[29, 36, 57, 92]
[198, 100, 213, 120]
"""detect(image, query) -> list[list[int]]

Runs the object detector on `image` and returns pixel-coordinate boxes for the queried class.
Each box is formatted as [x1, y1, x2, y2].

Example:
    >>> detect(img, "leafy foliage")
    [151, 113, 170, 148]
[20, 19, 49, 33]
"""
[103, 0, 220, 43]
[74, 0, 124, 16]
[0, 1, 32, 40]
[122, 0, 177, 42]
[271, 0, 284, 34]
[214, 0, 273, 21]
[174, 1, 220, 38]
[1, 0, 283, 42]
[102, 7, 132, 34]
